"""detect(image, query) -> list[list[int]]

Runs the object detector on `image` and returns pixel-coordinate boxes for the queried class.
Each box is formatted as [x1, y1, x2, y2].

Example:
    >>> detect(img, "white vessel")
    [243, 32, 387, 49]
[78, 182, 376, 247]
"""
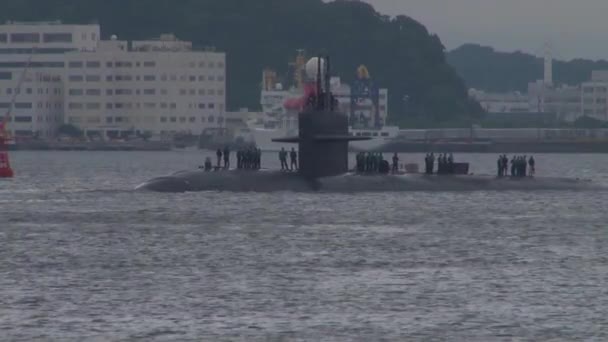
[250, 52, 397, 151]
[247, 118, 399, 152]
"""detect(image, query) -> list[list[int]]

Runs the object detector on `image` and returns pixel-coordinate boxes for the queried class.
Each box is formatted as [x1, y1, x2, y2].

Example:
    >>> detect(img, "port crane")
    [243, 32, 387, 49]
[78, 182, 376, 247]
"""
[0, 56, 33, 178]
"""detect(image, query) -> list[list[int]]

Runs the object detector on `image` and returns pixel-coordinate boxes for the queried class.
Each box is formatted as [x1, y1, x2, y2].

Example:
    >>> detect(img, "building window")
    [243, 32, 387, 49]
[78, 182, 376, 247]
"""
[208, 103, 215, 109]
[199, 62, 205, 68]
[11, 33, 40, 43]
[208, 76, 215, 81]
[160, 117, 167, 123]
[106, 62, 113, 68]
[69, 75, 83, 82]
[106, 89, 113, 95]
[198, 89, 205, 95]
[198, 75, 205, 81]
[15, 102, 32, 109]
[179, 89, 186, 95]
[106, 103, 113, 109]
[69, 103, 83, 109]
[106, 75, 113, 82]
[26, 88, 32, 94]
[86, 103, 101, 110]
[144, 89, 156, 95]
[0, 72, 11, 80]
[14, 116, 33, 122]
[208, 116, 215, 122]
[161, 103, 168, 109]
[189, 76, 196, 82]
[161, 74, 167, 81]
[170, 117, 177, 122]
[180, 117, 186, 123]
[143, 61, 156, 67]
[0, 34, 7, 43]
[86, 89, 101, 96]
[209, 62, 215, 68]
[143, 75, 155, 81]
[189, 117, 195, 123]
[69, 89, 84, 96]
[42, 33, 73, 43]
[171, 75, 177, 81]
[69, 61, 84, 68]
[189, 89, 195, 95]
[208, 89, 215, 95]
[144, 103, 156, 109]
[218, 76, 225, 81]
[106, 117, 113, 123]
[115, 89, 132, 95]
[86, 75, 101, 82]
[198, 103, 206, 109]
[170, 103, 176, 109]
[86, 61, 101, 68]
[160, 89, 168, 95]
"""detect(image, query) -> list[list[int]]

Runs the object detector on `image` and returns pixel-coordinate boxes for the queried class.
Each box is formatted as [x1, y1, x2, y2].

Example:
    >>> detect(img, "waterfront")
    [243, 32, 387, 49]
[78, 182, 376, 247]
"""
[1, 151, 608, 340]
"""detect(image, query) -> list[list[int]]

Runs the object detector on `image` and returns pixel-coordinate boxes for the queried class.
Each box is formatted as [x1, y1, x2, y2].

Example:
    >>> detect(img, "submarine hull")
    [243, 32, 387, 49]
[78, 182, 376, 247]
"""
[136, 170, 598, 193]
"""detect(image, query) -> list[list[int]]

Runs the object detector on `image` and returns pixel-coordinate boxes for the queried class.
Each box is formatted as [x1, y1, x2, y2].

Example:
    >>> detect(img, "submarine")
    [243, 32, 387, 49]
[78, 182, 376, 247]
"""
[137, 56, 599, 193]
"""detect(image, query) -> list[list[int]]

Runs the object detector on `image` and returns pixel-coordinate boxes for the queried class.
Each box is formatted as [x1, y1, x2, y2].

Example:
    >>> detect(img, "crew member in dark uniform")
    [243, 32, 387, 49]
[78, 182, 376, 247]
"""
[497, 155, 503, 177]
[290, 147, 298, 171]
[236, 150, 242, 169]
[392, 153, 399, 173]
[204, 157, 212, 171]
[256, 148, 262, 170]
[223, 146, 230, 169]
[448, 153, 454, 174]
[279, 147, 288, 171]
[528, 156, 535, 176]
[216, 148, 222, 168]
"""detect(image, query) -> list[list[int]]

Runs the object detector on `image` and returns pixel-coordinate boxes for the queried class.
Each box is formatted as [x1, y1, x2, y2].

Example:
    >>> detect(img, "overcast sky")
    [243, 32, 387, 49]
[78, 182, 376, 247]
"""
[363, 0, 608, 60]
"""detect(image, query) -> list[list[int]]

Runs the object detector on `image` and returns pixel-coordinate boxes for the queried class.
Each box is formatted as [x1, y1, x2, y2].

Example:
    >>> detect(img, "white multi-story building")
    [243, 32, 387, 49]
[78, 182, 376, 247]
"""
[528, 81, 581, 122]
[468, 89, 530, 113]
[0, 21, 226, 140]
[581, 71, 608, 122]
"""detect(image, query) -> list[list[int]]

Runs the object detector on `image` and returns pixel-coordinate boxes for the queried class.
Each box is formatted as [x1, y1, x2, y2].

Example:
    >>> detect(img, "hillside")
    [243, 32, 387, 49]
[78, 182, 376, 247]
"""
[2, 0, 483, 127]
[447, 44, 608, 92]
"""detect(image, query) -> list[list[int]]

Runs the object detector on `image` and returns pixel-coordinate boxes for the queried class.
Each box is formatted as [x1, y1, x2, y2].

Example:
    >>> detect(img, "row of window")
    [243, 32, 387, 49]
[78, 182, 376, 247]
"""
[0, 32, 87, 44]
[0, 87, 62, 95]
[67, 102, 221, 110]
[65, 116, 224, 125]
[67, 60, 224, 69]
[68, 74, 224, 82]
[67, 88, 224, 96]
[4, 115, 63, 123]
[160, 116, 224, 123]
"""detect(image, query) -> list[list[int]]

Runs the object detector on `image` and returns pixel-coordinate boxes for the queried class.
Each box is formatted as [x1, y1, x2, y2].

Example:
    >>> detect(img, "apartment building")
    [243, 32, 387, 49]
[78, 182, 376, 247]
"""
[0, 21, 226, 140]
[581, 70, 608, 122]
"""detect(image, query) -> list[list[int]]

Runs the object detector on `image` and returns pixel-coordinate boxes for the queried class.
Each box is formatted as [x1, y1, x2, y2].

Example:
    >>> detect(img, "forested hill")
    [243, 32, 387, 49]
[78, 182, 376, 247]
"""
[447, 44, 608, 92]
[2, 0, 483, 127]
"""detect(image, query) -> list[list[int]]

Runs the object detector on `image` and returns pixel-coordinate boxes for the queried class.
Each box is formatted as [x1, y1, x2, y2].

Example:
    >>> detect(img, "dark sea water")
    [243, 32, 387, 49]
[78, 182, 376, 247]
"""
[1, 151, 608, 341]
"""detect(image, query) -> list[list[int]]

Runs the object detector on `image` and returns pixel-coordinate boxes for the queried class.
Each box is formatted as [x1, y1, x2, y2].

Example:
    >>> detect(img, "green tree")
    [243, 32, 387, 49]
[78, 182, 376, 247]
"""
[1, 0, 482, 127]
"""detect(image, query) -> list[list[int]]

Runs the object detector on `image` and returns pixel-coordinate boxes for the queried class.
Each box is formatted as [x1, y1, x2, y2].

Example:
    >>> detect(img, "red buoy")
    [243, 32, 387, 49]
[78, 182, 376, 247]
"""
[0, 127, 13, 178]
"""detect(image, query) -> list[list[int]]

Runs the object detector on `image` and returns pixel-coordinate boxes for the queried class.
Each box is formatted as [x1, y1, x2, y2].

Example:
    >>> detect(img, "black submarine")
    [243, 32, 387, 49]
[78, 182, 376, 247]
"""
[137, 56, 598, 193]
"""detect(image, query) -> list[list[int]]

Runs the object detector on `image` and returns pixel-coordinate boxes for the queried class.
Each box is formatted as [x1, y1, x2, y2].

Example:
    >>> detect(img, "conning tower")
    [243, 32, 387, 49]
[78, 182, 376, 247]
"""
[273, 56, 369, 179]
